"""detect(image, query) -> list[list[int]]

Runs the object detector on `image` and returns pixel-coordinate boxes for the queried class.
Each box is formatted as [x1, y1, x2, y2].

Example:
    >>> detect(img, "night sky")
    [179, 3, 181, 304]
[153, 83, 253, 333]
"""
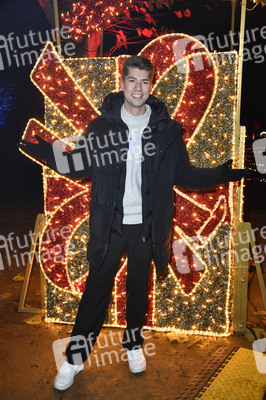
[0, 0, 265, 212]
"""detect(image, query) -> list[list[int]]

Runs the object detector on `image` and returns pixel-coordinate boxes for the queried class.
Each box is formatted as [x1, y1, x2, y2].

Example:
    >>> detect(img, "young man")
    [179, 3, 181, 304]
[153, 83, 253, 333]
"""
[19, 56, 248, 391]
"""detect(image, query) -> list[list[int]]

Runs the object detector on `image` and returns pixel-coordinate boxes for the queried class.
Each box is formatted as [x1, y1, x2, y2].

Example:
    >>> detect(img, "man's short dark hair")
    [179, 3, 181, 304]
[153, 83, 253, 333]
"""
[122, 56, 154, 81]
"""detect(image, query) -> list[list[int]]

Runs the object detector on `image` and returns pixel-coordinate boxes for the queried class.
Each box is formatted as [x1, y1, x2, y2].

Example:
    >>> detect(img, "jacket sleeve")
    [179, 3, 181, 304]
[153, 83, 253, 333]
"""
[47, 143, 92, 180]
[174, 134, 224, 190]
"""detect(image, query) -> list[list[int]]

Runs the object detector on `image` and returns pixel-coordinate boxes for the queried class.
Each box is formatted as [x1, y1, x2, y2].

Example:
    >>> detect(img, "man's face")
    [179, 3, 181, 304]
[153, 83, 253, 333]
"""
[121, 67, 152, 116]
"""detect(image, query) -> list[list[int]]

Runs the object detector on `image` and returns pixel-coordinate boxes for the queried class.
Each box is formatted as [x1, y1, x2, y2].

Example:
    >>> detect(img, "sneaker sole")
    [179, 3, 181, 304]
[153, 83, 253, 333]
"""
[129, 366, 146, 375]
[54, 379, 74, 391]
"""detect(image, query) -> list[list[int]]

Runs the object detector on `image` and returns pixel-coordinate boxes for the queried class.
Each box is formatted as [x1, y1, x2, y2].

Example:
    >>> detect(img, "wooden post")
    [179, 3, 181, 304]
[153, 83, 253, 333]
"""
[233, 222, 266, 334]
[234, 0, 247, 165]
[236, 126, 246, 224]
[232, 1, 265, 337]
[233, 222, 250, 333]
[100, 26, 104, 57]
[18, 214, 46, 313]
[53, 0, 61, 56]
[230, 0, 237, 50]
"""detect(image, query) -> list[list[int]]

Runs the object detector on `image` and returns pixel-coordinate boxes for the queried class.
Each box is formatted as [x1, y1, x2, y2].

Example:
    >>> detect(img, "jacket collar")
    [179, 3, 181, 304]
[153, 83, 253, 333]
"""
[98, 91, 170, 125]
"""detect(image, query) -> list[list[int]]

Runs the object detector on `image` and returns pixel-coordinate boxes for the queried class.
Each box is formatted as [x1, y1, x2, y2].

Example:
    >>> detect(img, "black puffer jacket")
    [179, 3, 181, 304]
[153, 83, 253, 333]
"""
[67, 92, 225, 275]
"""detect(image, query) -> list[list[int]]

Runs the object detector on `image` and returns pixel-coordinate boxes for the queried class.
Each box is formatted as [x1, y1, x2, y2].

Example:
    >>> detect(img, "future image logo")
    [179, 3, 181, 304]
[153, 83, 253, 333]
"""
[0, 26, 75, 71]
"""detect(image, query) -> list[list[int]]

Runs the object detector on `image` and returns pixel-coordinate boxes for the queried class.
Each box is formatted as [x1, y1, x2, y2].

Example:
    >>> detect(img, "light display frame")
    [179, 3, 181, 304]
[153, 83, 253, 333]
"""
[20, 34, 242, 336]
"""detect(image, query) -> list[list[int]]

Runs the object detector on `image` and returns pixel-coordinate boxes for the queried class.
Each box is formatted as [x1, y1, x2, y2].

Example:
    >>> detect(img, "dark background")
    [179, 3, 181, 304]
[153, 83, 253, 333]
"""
[0, 0, 265, 217]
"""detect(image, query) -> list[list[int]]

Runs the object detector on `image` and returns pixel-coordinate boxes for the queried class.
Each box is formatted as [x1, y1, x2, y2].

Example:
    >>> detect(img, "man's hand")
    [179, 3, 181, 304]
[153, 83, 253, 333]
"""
[18, 134, 90, 180]
[222, 159, 250, 183]
[17, 135, 53, 161]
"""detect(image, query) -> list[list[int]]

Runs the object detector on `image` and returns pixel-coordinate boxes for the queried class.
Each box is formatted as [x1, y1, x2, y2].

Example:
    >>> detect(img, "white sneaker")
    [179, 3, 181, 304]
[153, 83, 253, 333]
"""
[127, 348, 146, 374]
[54, 360, 84, 391]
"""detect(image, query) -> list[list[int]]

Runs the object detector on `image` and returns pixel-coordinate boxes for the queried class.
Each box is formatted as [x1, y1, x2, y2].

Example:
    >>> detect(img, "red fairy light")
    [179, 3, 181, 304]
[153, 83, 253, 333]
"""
[145, 13, 156, 25]
[183, 8, 191, 18]
[31, 43, 98, 130]
[142, 28, 153, 38]
[61, 0, 133, 43]
[123, 8, 131, 18]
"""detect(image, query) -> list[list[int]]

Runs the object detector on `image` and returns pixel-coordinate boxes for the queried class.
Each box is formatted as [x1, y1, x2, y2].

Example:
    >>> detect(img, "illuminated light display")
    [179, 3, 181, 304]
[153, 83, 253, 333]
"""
[61, 0, 133, 43]
[20, 34, 241, 336]
[252, 0, 266, 5]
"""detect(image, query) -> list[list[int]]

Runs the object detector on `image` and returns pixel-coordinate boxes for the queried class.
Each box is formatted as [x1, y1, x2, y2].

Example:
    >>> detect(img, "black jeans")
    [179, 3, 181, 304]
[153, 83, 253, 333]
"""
[65, 224, 153, 365]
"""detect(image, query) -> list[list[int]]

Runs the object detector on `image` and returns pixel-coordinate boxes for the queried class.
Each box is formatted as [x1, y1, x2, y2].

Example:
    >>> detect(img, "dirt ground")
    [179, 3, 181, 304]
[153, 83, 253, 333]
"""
[0, 191, 265, 400]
